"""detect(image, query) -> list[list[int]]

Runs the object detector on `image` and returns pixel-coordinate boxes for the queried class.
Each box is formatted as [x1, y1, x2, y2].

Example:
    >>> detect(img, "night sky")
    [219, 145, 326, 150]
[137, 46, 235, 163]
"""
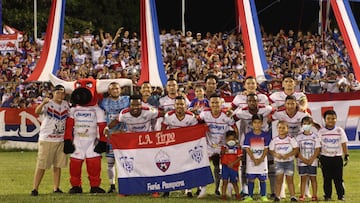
[155, 0, 360, 35]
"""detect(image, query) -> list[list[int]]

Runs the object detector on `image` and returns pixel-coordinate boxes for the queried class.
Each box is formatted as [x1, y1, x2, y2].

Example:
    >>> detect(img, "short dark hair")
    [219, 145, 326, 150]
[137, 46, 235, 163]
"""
[244, 76, 256, 82]
[247, 93, 258, 100]
[205, 74, 218, 83]
[209, 93, 221, 99]
[175, 95, 185, 101]
[252, 114, 263, 122]
[323, 110, 337, 119]
[283, 74, 294, 80]
[301, 116, 313, 124]
[225, 130, 236, 138]
[130, 94, 142, 101]
[285, 95, 296, 102]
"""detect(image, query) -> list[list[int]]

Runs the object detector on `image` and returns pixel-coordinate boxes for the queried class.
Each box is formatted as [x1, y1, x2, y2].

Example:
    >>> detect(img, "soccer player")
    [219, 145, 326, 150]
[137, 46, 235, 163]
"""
[296, 116, 321, 201]
[159, 78, 189, 113]
[100, 82, 129, 193]
[220, 130, 242, 200]
[158, 78, 189, 130]
[271, 95, 309, 137]
[114, 94, 160, 197]
[269, 75, 306, 110]
[117, 94, 159, 133]
[139, 81, 159, 108]
[233, 93, 273, 197]
[161, 95, 198, 198]
[318, 110, 349, 201]
[31, 85, 69, 196]
[231, 76, 269, 111]
[198, 93, 238, 198]
[269, 121, 299, 202]
[243, 114, 271, 202]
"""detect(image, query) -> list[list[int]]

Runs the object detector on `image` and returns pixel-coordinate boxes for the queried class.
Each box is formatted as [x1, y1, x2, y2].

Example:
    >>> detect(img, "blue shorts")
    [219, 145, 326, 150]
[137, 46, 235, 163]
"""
[298, 165, 317, 176]
[274, 161, 294, 176]
[221, 165, 239, 183]
[247, 173, 267, 181]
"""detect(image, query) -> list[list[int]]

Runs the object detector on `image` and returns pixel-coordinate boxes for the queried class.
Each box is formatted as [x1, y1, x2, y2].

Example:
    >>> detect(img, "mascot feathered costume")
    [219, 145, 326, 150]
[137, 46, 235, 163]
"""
[50, 75, 132, 193]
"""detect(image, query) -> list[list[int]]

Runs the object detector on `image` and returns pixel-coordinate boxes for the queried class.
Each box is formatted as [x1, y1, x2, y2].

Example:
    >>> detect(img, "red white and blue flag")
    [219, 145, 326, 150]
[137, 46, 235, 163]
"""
[330, 0, 360, 80]
[137, 0, 167, 87]
[236, 0, 268, 81]
[26, 0, 65, 82]
[110, 124, 213, 195]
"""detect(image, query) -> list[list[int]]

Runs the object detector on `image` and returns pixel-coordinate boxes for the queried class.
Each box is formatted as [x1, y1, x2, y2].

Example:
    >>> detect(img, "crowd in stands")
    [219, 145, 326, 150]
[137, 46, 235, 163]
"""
[1, 25, 360, 108]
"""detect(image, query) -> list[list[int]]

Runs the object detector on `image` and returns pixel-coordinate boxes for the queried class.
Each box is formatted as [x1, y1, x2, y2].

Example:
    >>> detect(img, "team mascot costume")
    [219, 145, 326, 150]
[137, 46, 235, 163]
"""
[50, 74, 132, 193]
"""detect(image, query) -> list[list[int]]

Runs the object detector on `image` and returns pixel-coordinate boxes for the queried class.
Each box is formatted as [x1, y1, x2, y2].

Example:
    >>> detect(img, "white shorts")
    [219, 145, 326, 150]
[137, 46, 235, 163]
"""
[71, 138, 101, 159]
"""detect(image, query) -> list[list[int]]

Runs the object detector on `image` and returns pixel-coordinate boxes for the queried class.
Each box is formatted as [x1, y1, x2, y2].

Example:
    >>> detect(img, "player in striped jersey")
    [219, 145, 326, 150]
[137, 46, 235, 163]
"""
[117, 95, 159, 133]
[231, 76, 269, 111]
[198, 93, 238, 198]
[114, 94, 160, 197]
[161, 95, 198, 198]
[271, 95, 309, 138]
[269, 75, 306, 110]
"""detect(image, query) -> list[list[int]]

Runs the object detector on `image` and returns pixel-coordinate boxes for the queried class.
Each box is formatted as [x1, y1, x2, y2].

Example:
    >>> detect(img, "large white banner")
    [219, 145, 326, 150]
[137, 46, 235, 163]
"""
[110, 124, 214, 195]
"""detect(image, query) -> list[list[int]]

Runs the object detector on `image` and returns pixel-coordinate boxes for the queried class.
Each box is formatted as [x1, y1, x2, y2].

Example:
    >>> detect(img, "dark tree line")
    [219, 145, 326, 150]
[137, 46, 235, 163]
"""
[2, 0, 140, 38]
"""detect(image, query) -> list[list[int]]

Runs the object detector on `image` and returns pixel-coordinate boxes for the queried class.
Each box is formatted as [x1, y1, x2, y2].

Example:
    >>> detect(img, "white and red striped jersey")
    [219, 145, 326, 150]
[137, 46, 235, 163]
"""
[272, 110, 308, 137]
[231, 92, 269, 110]
[118, 107, 159, 132]
[234, 104, 273, 135]
[199, 108, 236, 151]
[162, 110, 198, 129]
[38, 100, 70, 142]
[269, 91, 306, 109]
[159, 95, 190, 112]
[318, 126, 348, 157]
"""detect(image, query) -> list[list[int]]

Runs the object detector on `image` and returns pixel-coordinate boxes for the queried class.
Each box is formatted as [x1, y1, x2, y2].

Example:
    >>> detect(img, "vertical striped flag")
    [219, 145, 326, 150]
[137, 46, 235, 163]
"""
[137, 0, 167, 87]
[330, 0, 360, 79]
[236, 0, 269, 81]
[26, 0, 65, 82]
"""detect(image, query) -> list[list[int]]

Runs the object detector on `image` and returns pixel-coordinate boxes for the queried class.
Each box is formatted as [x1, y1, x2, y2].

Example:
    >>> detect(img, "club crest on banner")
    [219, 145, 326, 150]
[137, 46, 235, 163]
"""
[189, 145, 204, 163]
[120, 156, 134, 173]
[155, 150, 170, 172]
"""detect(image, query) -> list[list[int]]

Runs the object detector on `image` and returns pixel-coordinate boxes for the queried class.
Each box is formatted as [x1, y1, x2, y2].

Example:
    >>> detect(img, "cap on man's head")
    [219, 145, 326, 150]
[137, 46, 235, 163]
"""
[54, 85, 65, 91]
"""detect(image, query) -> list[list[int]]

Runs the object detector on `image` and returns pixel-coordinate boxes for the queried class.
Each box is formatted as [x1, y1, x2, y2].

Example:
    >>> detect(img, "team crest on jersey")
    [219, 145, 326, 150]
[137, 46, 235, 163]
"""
[189, 145, 204, 163]
[119, 156, 134, 173]
[155, 150, 171, 172]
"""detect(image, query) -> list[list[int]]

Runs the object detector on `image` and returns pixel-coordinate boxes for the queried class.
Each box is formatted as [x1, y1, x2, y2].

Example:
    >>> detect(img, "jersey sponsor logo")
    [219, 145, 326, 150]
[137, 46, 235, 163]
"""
[302, 141, 314, 146]
[252, 149, 264, 156]
[276, 146, 290, 152]
[209, 124, 225, 131]
[155, 150, 170, 172]
[132, 125, 146, 130]
[323, 137, 340, 144]
[75, 112, 92, 118]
